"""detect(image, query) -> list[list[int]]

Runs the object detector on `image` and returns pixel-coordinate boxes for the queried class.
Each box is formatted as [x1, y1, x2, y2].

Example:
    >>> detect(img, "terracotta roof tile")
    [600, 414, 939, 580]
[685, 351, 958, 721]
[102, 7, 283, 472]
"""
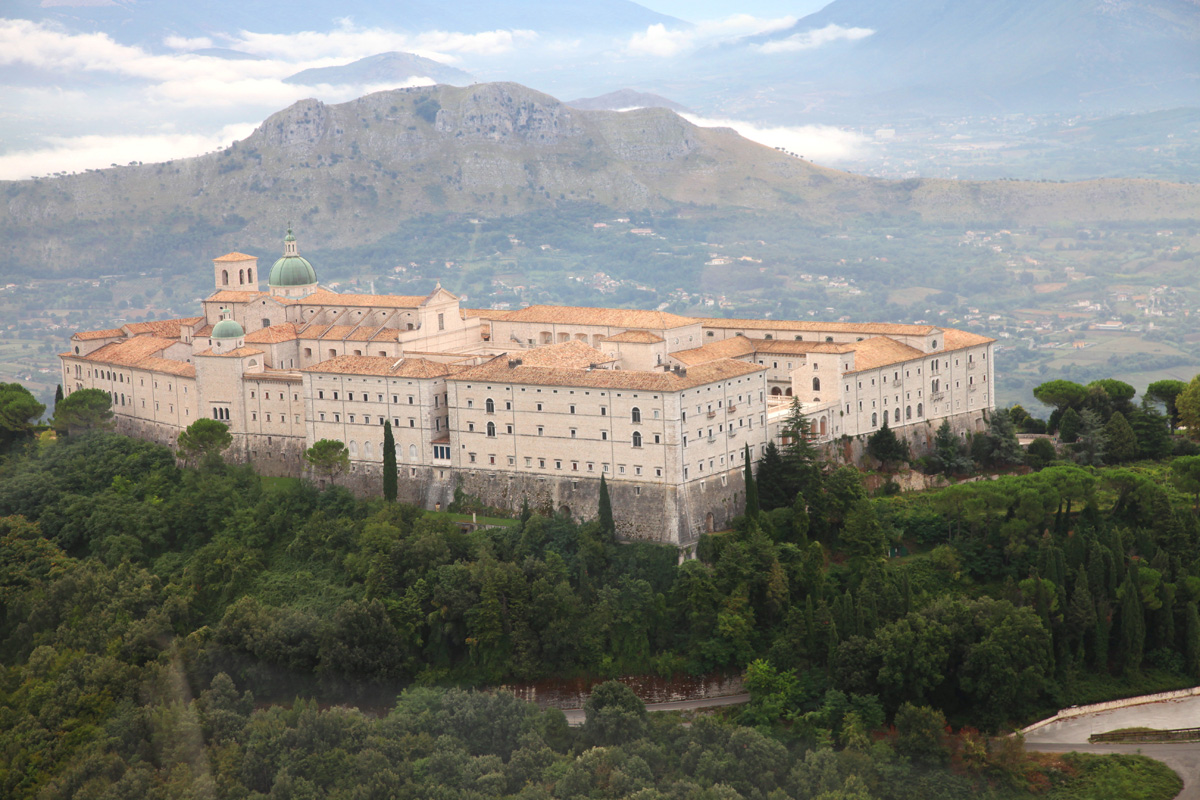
[209, 290, 267, 303]
[80, 336, 175, 368]
[194, 346, 265, 358]
[602, 330, 665, 344]
[302, 289, 427, 309]
[451, 355, 764, 392]
[73, 328, 125, 341]
[672, 336, 758, 365]
[213, 252, 258, 262]
[462, 308, 512, 320]
[699, 317, 937, 336]
[245, 323, 300, 344]
[122, 318, 196, 339]
[500, 304, 696, 330]
[194, 324, 214, 337]
[518, 340, 615, 369]
[941, 329, 995, 350]
[138, 357, 196, 377]
[846, 337, 927, 372]
[302, 355, 464, 378]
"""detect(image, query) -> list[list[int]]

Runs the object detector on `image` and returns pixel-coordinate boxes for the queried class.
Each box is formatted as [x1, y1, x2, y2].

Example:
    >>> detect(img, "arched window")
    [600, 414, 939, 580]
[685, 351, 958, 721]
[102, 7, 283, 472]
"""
[632, 431, 642, 447]
[825, 336, 834, 343]
[364, 441, 373, 458]
[409, 444, 418, 461]
[819, 417, 827, 435]
[349, 441, 359, 457]
[812, 377, 821, 391]
[485, 398, 495, 413]
[222, 270, 229, 285]
[893, 408, 900, 423]
[239, 268, 245, 284]
[631, 407, 641, 423]
[871, 413, 878, 427]
[785, 387, 793, 396]
[917, 403, 924, 417]
[486, 421, 496, 437]
[247, 268, 253, 283]
[906, 405, 912, 419]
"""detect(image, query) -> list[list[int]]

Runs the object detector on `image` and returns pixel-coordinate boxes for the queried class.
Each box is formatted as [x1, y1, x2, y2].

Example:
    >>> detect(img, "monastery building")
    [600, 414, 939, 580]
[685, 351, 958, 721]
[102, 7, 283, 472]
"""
[60, 231, 995, 545]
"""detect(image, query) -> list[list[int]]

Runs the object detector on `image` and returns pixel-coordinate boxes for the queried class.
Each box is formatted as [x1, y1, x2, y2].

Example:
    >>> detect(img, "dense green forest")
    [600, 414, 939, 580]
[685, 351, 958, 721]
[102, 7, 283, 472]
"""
[2, 390, 1200, 797]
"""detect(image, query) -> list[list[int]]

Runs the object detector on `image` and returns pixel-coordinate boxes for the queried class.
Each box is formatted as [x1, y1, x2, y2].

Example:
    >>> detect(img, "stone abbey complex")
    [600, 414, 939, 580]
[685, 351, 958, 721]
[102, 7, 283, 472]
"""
[60, 230, 995, 545]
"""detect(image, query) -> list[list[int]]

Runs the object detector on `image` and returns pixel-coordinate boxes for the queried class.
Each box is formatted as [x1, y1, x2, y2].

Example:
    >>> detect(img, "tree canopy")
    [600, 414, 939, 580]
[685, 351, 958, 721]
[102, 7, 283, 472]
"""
[51, 388, 112, 435]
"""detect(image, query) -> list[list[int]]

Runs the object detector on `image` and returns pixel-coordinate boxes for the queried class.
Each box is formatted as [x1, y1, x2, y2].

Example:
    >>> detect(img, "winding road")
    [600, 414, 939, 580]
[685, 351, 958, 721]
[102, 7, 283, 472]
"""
[1023, 695, 1200, 799]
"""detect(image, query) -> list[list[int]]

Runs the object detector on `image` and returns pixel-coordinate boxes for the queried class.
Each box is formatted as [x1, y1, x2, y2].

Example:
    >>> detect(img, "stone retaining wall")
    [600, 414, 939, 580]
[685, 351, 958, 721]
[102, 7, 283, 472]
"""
[1020, 685, 1200, 735]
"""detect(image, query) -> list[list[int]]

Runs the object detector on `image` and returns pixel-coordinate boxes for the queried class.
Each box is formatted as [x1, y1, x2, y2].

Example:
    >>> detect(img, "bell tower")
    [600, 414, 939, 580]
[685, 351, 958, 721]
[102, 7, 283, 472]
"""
[213, 251, 261, 292]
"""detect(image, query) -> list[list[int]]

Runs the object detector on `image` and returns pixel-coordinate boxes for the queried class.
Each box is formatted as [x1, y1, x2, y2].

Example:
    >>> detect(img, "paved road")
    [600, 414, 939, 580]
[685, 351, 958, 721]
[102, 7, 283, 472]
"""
[561, 692, 751, 726]
[1023, 695, 1200, 800]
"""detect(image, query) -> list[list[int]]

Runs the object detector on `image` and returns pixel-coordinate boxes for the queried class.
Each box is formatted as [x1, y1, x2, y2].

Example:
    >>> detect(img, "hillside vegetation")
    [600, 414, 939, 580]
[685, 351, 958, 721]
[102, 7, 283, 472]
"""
[4, 82, 1200, 278]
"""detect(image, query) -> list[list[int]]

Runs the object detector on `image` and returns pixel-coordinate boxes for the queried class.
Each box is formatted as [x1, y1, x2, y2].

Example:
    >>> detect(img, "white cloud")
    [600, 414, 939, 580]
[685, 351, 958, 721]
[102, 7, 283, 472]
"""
[681, 113, 871, 163]
[626, 23, 692, 57]
[624, 14, 799, 58]
[0, 124, 259, 181]
[163, 35, 214, 51]
[757, 24, 874, 54]
[231, 23, 537, 62]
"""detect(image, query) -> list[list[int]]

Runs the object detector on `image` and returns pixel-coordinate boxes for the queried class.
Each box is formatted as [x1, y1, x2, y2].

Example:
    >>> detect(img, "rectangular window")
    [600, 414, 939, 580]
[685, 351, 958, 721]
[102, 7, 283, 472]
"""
[600, 406, 607, 416]
[539, 459, 546, 468]
[469, 453, 476, 463]
[569, 404, 576, 414]
[570, 429, 577, 438]
[538, 426, 544, 436]
[555, 460, 563, 470]
[601, 430, 608, 441]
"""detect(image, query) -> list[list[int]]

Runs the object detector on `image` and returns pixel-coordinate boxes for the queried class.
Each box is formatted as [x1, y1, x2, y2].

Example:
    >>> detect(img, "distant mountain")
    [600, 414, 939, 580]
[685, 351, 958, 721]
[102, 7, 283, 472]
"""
[3, 82, 1199, 278]
[11, 0, 685, 48]
[285, 53, 474, 88]
[568, 90, 690, 113]
[713, 0, 1200, 116]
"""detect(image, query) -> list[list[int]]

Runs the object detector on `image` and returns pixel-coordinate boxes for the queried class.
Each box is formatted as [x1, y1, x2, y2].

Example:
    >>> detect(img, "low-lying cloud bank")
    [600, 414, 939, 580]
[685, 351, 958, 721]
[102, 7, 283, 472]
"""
[681, 113, 871, 163]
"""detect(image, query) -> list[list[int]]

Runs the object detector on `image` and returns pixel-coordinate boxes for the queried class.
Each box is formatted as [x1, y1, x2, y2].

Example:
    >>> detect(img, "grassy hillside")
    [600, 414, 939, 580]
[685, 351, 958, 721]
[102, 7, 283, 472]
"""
[3, 82, 1200, 279]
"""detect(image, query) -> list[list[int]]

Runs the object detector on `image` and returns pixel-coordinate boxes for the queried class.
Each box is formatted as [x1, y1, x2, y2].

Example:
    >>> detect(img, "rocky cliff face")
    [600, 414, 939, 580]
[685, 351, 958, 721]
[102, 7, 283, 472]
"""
[3, 81, 1200, 277]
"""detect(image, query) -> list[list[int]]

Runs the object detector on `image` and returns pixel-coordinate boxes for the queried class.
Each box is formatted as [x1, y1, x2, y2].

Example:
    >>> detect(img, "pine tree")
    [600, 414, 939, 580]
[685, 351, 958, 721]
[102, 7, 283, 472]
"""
[744, 444, 760, 519]
[598, 473, 615, 537]
[1073, 409, 1108, 466]
[756, 440, 790, 511]
[931, 419, 970, 475]
[1103, 411, 1138, 463]
[985, 409, 1025, 466]
[1131, 398, 1172, 460]
[382, 420, 397, 502]
[866, 419, 908, 471]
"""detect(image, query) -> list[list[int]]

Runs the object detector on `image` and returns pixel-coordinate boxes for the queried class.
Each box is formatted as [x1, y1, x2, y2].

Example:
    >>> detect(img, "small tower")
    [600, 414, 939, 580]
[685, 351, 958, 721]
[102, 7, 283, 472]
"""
[268, 226, 318, 299]
[210, 308, 245, 353]
[212, 252, 260, 292]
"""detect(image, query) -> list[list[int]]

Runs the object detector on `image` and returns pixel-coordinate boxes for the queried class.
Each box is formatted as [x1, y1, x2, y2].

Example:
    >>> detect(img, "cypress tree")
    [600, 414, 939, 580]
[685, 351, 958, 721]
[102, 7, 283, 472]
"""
[382, 420, 397, 502]
[1094, 598, 1112, 673]
[744, 444, 760, 519]
[1186, 602, 1200, 680]
[1120, 570, 1145, 674]
[1067, 566, 1096, 662]
[54, 383, 63, 409]
[598, 473, 615, 537]
[792, 491, 810, 543]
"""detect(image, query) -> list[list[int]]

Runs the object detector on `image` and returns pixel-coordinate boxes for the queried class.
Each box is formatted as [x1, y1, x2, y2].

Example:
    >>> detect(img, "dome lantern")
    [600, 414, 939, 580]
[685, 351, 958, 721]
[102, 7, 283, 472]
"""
[268, 225, 318, 294]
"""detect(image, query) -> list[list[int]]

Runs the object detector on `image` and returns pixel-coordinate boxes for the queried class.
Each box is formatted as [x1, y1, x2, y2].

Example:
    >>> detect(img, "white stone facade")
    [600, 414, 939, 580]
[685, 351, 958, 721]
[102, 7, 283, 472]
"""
[59, 235, 995, 544]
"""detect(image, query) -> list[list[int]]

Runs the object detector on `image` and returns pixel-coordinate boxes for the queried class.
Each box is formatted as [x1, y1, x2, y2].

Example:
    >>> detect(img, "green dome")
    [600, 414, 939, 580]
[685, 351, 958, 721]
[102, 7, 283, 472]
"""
[269, 226, 318, 287]
[212, 318, 244, 339]
[269, 255, 317, 287]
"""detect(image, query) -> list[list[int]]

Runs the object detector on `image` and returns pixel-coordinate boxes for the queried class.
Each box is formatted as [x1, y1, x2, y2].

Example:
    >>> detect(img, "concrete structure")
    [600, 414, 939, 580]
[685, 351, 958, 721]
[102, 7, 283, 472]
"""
[60, 229, 996, 546]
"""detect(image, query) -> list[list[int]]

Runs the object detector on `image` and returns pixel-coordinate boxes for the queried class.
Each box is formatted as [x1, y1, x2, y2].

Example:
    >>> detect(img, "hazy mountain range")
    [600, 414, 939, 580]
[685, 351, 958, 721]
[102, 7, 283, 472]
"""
[3, 82, 1199, 278]
[284, 53, 475, 88]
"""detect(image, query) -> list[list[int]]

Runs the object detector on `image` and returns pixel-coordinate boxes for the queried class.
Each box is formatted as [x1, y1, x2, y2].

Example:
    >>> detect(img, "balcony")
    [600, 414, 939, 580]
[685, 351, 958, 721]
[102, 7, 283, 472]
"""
[930, 392, 946, 402]
[707, 410, 717, 419]
[727, 404, 736, 413]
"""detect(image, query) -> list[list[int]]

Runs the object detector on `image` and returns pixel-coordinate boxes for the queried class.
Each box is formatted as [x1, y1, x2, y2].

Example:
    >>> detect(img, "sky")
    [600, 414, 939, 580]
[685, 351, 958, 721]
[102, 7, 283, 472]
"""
[0, 1, 869, 180]
[644, 1, 829, 21]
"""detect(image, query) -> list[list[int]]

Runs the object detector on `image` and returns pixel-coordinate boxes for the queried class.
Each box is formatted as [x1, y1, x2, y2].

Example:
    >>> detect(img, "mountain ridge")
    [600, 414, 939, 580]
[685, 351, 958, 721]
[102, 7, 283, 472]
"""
[3, 81, 1200, 277]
